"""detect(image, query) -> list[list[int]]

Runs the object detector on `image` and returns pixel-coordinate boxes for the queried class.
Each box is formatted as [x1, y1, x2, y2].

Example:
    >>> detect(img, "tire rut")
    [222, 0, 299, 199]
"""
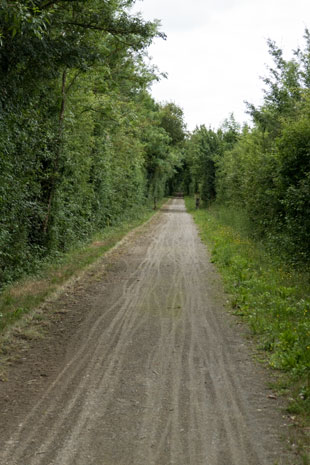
[0, 199, 299, 465]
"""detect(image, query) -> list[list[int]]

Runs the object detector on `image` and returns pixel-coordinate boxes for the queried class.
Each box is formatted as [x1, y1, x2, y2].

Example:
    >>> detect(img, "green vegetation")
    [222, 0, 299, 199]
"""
[182, 31, 310, 263]
[0, 200, 163, 333]
[0, 0, 186, 290]
[186, 197, 310, 416]
[1, 2, 310, 432]
[181, 33, 310, 425]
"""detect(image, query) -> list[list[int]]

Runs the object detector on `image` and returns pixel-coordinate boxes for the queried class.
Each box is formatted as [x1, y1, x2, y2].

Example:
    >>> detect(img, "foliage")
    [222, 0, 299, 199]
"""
[142, 100, 186, 205]
[182, 29, 310, 262]
[0, 0, 185, 288]
[182, 116, 239, 203]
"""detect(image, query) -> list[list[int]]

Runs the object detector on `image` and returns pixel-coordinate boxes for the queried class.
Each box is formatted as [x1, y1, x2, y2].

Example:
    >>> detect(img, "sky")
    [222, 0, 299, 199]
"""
[131, 0, 310, 131]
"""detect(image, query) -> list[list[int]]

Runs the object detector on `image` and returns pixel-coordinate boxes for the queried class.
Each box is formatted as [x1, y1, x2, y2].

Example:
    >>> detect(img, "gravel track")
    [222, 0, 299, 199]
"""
[0, 199, 299, 464]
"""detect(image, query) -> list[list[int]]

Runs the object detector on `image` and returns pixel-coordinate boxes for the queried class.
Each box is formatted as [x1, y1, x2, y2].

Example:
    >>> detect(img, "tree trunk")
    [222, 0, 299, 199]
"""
[42, 68, 67, 236]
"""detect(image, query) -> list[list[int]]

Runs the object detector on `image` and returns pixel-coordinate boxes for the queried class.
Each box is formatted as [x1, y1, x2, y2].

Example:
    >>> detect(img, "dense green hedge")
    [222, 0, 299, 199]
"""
[183, 31, 310, 263]
[0, 1, 185, 288]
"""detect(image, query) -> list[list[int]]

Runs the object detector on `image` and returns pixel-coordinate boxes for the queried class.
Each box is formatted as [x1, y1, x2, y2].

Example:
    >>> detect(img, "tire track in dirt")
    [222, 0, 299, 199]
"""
[0, 199, 299, 464]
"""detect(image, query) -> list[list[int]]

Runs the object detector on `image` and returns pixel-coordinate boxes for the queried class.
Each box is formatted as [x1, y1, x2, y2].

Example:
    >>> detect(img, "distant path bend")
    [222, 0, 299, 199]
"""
[0, 199, 297, 465]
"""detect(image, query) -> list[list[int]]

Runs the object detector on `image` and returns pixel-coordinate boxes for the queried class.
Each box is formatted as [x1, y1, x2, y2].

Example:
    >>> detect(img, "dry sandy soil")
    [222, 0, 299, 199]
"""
[0, 199, 301, 464]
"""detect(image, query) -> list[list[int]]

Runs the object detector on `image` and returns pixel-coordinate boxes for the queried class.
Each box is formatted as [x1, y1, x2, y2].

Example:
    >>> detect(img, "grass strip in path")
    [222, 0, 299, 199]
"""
[185, 197, 310, 459]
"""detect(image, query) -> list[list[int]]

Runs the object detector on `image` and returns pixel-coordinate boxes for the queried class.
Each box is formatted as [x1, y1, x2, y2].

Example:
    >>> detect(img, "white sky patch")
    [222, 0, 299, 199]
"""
[132, 0, 310, 130]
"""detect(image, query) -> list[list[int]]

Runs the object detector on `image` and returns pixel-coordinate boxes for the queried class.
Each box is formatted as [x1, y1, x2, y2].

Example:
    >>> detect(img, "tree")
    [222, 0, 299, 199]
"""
[0, 0, 173, 286]
[184, 125, 225, 204]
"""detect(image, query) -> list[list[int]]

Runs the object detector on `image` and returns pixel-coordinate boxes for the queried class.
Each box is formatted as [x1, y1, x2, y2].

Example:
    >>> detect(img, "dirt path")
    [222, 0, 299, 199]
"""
[0, 199, 300, 464]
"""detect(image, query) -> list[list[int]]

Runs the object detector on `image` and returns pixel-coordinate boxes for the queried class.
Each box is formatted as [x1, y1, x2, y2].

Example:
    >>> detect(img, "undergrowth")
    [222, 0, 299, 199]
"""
[185, 197, 310, 422]
[0, 201, 163, 335]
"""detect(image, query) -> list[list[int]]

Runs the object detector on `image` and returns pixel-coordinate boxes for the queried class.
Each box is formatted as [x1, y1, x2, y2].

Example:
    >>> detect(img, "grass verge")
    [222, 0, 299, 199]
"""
[0, 201, 164, 336]
[185, 197, 310, 457]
